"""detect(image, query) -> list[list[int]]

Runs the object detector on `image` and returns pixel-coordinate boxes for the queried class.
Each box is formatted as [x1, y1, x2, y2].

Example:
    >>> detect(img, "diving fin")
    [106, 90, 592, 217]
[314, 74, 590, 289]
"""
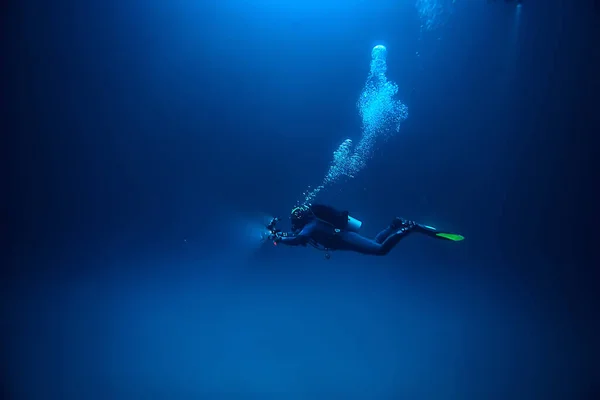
[415, 223, 465, 242]
[432, 232, 465, 241]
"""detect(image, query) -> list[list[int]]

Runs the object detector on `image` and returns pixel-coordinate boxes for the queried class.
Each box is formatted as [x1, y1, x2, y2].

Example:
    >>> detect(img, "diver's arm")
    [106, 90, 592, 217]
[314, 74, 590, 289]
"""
[276, 232, 309, 246]
[275, 222, 314, 246]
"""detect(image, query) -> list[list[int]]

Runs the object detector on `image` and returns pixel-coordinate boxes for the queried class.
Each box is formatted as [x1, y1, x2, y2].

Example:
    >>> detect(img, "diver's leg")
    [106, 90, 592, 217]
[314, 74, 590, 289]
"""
[378, 225, 416, 255]
[338, 226, 415, 256]
[374, 226, 396, 244]
[374, 217, 413, 244]
[337, 232, 385, 255]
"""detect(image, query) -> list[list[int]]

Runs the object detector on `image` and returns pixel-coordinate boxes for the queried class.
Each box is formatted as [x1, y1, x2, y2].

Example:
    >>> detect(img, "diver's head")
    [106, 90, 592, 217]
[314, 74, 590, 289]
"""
[290, 205, 312, 232]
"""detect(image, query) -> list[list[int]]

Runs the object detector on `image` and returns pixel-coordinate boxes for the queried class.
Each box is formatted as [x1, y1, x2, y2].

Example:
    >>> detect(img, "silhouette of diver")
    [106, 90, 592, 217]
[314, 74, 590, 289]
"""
[266, 204, 463, 257]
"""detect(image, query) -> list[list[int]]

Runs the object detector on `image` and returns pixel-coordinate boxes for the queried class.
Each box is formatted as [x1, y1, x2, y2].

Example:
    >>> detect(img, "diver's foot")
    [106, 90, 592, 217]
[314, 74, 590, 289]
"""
[390, 217, 402, 229]
[391, 217, 417, 230]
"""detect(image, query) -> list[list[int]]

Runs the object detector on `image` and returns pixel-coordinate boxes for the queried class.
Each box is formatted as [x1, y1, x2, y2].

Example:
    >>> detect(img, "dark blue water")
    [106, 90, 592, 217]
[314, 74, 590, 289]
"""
[3, 1, 599, 399]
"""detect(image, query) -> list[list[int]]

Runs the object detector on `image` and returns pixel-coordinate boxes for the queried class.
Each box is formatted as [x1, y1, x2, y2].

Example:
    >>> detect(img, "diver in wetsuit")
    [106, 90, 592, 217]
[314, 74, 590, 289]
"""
[267, 204, 463, 256]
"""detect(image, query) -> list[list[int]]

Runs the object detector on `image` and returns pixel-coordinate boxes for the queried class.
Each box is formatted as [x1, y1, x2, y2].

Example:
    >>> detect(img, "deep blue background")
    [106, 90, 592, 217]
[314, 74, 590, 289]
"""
[2, 0, 599, 399]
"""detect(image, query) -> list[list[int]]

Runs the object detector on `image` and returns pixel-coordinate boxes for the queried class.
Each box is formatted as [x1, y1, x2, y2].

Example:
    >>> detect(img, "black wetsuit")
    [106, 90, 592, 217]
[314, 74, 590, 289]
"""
[277, 205, 414, 256]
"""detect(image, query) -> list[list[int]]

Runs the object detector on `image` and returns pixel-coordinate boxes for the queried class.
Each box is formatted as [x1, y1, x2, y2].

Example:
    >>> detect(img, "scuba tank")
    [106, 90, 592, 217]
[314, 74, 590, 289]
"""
[310, 204, 363, 233]
[346, 215, 362, 232]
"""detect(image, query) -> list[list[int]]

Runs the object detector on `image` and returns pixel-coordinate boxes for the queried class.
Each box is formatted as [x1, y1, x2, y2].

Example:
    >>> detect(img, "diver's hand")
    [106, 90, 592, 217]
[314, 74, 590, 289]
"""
[270, 232, 288, 243]
[268, 232, 282, 242]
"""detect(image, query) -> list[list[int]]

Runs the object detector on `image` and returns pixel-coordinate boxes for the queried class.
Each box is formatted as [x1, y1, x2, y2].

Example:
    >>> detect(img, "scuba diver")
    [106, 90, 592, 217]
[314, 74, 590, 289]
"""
[266, 204, 463, 258]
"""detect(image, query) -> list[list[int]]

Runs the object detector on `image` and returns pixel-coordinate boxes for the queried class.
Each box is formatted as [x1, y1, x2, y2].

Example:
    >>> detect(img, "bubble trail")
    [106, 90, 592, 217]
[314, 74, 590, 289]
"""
[299, 45, 408, 207]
